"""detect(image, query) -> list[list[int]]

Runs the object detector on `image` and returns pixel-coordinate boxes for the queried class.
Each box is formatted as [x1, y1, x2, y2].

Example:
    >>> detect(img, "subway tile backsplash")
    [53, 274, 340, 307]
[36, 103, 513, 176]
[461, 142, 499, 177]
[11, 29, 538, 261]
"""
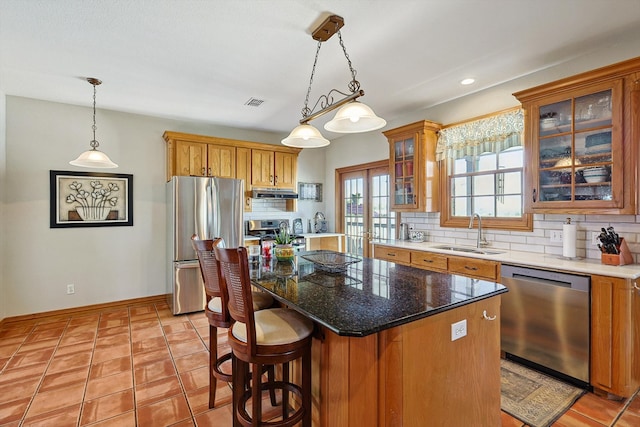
[402, 212, 640, 264]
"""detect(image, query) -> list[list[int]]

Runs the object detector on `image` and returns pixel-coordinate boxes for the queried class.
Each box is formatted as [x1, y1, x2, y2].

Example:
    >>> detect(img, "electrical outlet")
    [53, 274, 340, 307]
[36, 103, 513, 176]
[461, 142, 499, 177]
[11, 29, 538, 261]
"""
[591, 231, 601, 246]
[66, 284, 75, 294]
[550, 230, 563, 242]
[451, 319, 467, 341]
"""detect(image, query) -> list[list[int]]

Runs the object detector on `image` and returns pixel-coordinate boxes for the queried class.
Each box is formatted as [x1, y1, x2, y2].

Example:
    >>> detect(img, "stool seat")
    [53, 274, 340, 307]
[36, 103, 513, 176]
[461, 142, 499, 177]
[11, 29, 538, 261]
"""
[231, 308, 313, 346]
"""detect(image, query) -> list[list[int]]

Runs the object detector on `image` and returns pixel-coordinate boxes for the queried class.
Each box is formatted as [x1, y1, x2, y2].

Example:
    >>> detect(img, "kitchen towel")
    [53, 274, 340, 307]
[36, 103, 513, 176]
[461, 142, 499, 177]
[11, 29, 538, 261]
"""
[562, 222, 577, 258]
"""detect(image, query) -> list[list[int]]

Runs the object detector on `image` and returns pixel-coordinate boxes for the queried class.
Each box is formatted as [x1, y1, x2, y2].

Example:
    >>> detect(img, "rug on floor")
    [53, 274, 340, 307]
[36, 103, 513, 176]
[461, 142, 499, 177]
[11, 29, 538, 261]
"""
[500, 359, 586, 427]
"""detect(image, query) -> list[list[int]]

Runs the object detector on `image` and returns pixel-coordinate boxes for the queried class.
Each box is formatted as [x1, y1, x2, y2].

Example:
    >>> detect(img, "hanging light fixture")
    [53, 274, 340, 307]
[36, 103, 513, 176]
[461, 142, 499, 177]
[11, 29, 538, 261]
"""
[282, 15, 386, 148]
[70, 77, 118, 168]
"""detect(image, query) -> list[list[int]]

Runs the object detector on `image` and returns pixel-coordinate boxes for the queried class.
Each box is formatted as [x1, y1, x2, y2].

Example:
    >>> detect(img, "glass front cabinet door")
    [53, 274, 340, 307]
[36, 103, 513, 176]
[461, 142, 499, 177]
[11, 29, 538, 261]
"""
[384, 120, 441, 212]
[515, 57, 640, 214]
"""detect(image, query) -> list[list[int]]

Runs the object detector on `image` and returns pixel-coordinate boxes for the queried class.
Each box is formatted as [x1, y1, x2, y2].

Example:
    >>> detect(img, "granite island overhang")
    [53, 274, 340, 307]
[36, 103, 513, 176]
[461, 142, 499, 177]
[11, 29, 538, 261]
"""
[249, 253, 507, 426]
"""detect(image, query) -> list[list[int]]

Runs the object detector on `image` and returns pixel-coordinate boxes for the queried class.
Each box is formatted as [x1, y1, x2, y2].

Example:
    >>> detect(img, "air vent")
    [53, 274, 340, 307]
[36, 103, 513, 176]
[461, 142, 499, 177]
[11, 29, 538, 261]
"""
[245, 98, 264, 107]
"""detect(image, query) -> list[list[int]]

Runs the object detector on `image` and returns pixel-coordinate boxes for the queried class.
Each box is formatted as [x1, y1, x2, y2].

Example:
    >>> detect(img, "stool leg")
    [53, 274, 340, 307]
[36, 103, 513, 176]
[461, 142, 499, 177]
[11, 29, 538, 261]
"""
[267, 365, 277, 406]
[231, 354, 243, 427]
[252, 363, 262, 426]
[282, 361, 289, 419]
[302, 346, 312, 427]
[209, 324, 218, 408]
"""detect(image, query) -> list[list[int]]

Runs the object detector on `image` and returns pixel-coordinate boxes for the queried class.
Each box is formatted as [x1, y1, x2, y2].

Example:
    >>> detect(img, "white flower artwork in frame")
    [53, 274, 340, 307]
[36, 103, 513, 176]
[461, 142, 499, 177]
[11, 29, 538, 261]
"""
[50, 170, 133, 228]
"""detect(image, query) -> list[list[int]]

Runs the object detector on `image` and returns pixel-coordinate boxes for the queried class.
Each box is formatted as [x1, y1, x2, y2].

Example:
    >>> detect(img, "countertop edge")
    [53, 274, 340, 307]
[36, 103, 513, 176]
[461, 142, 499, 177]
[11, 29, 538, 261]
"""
[373, 240, 640, 279]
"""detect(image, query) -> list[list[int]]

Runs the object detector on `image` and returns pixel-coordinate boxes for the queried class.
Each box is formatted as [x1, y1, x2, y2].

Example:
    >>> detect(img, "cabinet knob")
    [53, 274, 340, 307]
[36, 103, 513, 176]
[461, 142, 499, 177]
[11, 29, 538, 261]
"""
[532, 188, 537, 203]
[274, 175, 279, 185]
[482, 310, 497, 321]
[270, 174, 274, 184]
[207, 167, 212, 176]
[201, 167, 206, 176]
[464, 265, 479, 271]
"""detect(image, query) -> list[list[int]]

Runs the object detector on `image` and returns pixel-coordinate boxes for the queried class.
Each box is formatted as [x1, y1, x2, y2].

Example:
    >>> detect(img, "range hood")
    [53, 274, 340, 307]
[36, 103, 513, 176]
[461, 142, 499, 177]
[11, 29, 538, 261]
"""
[252, 188, 299, 199]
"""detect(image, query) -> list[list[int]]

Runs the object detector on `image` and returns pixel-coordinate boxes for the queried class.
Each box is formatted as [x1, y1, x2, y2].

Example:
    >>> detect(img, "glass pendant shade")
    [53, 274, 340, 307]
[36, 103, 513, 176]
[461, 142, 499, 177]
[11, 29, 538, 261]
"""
[324, 101, 387, 133]
[281, 124, 330, 148]
[70, 144, 118, 168]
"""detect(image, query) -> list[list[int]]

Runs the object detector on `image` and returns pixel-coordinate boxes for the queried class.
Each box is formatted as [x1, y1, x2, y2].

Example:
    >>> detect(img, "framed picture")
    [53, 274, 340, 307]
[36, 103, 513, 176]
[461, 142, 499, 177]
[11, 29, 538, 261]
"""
[50, 170, 133, 228]
[298, 182, 322, 202]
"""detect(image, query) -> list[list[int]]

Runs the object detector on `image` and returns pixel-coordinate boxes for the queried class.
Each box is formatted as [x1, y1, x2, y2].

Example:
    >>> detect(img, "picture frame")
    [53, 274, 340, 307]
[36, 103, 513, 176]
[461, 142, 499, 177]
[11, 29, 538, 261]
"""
[50, 170, 133, 228]
[298, 182, 322, 202]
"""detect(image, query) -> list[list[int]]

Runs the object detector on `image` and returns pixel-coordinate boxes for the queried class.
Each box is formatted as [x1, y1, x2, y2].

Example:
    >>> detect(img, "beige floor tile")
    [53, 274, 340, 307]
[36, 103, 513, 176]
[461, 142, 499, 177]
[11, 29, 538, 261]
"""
[0, 362, 48, 385]
[47, 350, 92, 373]
[134, 375, 182, 407]
[133, 358, 176, 385]
[15, 339, 59, 353]
[81, 410, 135, 427]
[39, 365, 90, 392]
[0, 397, 31, 424]
[21, 403, 81, 426]
[89, 356, 131, 379]
[174, 350, 209, 373]
[5, 348, 55, 369]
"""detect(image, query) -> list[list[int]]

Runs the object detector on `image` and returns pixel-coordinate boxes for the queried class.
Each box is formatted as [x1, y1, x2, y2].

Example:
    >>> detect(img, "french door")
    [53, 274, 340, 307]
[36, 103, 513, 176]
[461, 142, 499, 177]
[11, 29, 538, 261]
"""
[337, 160, 396, 258]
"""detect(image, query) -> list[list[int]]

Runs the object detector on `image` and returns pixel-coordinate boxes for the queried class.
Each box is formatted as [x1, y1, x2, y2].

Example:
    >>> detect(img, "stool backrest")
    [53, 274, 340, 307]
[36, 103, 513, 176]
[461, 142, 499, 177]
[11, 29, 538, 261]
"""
[214, 246, 257, 348]
[192, 235, 227, 309]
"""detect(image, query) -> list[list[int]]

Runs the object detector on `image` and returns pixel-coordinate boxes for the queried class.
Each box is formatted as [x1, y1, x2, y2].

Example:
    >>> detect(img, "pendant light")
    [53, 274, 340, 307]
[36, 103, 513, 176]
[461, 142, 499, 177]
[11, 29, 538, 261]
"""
[282, 15, 386, 148]
[70, 77, 118, 168]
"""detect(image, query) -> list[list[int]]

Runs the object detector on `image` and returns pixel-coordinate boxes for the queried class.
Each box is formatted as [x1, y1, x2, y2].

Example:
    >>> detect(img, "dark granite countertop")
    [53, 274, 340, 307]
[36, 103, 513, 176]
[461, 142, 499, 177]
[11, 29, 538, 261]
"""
[249, 251, 507, 337]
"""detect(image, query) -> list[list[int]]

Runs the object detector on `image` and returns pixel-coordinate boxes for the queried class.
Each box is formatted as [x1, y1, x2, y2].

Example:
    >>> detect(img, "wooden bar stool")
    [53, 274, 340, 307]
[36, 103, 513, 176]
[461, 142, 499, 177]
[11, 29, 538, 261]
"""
[215, 246, 313, 427]
[192, 236, 274, 409]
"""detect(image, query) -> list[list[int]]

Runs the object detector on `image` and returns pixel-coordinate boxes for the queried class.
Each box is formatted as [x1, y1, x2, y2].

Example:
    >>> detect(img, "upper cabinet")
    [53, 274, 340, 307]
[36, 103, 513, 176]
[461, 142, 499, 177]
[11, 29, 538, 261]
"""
[514, 57, 640, 214]
[163, 131, 301, 211]
[169, 139, 235, 180]
[251, 149, 297, 189]
[383, 120, 442, 212]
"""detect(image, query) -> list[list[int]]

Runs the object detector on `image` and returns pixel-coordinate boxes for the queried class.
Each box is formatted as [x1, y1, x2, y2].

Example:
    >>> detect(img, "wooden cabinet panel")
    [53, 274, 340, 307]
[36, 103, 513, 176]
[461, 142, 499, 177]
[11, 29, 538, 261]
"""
[251, 149, 275, 187]
[275, 151, 297, 189]
[236, 147, 252, 212]
[175, 140, 207, 177]
[306, 235, 345, 253]
[373, 245, 411, 265]
[448, 256, 498, 281]
[410, 251, 447, 271]
[207, 144, 235, 178]
[590, 275, 640, 397]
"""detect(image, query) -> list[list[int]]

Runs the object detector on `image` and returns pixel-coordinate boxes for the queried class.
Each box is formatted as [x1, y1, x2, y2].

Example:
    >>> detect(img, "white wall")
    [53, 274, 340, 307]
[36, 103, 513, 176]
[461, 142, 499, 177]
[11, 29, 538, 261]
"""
[2, 96, 290, 318]
[0, 93, 7, 320]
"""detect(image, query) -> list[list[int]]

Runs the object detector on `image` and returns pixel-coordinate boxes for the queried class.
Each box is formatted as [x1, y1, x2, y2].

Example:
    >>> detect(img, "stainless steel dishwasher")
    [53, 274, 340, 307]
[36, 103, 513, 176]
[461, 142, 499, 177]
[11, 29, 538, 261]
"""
[500, 264, 590, 386]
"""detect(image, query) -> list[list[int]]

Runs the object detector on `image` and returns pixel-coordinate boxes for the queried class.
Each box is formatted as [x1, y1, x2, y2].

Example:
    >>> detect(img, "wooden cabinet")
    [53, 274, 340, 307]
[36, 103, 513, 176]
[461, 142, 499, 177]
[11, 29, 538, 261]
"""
[410, 250, 447, 272]
[383, 120, 442, 212]
[312, 295, 502, 426]
[374, 244, 499, 281]
[305, 234, 345, 253]
[373, 245, 411, 265]
[514, 57, 640, 214]
[164, 131, 301, 210]
[590, 275, 640, 398]
[448, 255, 499, 281]
[170, 140, 235, 180]
[252, 149, 297, 189]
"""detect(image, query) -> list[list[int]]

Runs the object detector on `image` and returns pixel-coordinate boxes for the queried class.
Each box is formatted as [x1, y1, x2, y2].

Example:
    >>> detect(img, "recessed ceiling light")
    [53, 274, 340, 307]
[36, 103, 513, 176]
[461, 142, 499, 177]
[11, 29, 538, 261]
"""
[460, 78, 475, 85]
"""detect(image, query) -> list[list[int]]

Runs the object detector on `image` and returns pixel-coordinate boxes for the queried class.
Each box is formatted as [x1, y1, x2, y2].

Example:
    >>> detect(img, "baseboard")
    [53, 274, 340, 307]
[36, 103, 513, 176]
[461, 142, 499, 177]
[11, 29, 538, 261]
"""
[0, 294, 170, 326]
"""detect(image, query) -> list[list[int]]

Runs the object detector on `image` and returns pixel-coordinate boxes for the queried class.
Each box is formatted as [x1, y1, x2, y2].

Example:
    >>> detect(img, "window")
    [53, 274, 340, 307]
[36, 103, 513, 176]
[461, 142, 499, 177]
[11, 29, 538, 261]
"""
[437, 108, 532, 231]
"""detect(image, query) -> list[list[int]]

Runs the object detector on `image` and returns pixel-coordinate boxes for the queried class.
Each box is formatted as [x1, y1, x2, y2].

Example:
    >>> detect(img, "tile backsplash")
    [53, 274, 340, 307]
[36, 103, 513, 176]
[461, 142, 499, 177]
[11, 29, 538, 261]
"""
[401, 213, 640, 264]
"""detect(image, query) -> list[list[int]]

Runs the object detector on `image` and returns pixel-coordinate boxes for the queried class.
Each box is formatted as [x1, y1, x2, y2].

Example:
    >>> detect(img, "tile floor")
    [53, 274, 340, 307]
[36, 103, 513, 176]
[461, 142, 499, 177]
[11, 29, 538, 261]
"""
[0, 299, 639, 426]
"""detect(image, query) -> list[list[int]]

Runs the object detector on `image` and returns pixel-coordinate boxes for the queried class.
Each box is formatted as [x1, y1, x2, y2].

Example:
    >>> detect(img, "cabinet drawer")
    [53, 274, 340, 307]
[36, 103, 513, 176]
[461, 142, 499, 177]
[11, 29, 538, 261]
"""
[448, 256, 498, 281]
[374, 246, 411, 265]
[411, 251, 447, 271]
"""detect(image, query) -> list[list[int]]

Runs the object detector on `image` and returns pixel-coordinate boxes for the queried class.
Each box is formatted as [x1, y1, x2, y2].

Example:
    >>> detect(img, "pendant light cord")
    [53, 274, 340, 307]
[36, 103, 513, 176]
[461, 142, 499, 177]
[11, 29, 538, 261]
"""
[89, 79, 100, 150]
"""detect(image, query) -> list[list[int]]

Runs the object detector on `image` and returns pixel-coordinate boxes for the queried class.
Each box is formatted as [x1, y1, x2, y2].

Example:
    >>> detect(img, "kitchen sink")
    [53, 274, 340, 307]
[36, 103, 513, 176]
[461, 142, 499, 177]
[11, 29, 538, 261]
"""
[432, 245, 504, 255]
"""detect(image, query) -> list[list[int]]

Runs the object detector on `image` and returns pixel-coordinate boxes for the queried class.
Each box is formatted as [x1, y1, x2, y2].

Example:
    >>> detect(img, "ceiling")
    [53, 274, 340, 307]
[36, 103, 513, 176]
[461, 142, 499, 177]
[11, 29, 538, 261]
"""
[2, 0, 640, 139]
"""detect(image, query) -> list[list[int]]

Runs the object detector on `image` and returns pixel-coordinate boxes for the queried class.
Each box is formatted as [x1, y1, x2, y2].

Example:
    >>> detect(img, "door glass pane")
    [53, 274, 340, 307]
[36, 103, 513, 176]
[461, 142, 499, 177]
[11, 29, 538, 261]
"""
[344, 177, 364, 256]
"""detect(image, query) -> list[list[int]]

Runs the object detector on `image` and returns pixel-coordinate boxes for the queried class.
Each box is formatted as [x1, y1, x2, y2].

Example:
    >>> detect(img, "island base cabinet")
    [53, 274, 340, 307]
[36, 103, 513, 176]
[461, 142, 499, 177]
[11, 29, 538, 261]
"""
[310, 296, 502, 426]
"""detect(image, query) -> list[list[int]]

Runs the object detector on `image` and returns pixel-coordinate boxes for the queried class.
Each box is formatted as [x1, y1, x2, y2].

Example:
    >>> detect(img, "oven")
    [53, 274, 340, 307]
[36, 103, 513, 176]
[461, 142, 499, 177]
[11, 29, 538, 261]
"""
[245, 219, 306, 257]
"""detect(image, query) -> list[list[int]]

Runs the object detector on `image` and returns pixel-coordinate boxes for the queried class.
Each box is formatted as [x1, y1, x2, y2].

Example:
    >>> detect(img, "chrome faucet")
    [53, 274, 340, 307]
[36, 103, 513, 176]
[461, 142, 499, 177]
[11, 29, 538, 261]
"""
[469, 213, 488, 248]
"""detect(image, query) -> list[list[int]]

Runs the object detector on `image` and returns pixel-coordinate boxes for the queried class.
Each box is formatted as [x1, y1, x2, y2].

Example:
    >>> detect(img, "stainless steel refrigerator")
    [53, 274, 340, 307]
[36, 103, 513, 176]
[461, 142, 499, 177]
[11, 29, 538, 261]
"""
[166, 176, 244, 314]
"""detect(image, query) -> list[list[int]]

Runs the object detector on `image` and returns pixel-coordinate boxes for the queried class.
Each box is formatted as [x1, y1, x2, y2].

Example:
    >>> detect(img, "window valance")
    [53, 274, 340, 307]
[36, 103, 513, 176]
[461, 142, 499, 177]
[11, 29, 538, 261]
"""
[435, 108, 524, 161]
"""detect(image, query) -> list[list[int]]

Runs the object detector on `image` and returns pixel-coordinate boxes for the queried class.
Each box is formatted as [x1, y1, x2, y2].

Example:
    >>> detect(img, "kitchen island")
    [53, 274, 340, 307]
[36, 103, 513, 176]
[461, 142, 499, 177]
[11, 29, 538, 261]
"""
[250, 252, 507, 427]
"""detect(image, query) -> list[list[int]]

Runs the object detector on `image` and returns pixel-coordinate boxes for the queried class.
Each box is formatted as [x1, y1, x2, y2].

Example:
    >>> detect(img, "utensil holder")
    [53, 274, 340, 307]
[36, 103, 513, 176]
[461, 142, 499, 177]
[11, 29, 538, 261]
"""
[601, 238, 634, 266]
